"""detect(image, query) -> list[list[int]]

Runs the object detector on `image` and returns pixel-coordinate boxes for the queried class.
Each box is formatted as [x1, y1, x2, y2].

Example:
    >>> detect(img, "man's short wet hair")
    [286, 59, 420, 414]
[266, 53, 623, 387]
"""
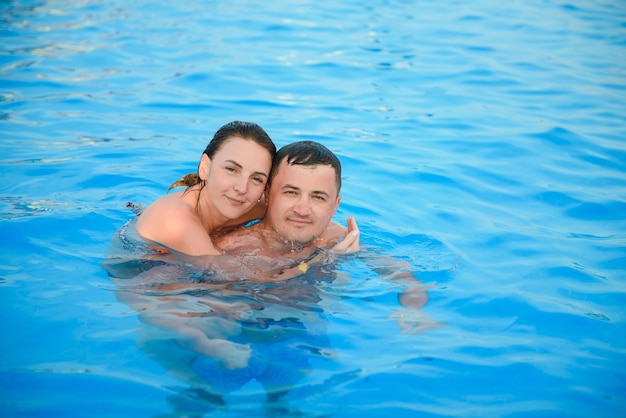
[269, 141, 342, 193]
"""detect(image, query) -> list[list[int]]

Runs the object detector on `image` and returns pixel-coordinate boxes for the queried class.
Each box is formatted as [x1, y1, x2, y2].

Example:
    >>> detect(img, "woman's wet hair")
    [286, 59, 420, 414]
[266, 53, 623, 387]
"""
[269, 141, 342, 193]
[168, 121, 276, 191]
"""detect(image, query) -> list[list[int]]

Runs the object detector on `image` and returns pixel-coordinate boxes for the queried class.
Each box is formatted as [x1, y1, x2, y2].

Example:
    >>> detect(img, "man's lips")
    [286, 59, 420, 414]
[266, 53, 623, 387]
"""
[286, 217, 312, 227]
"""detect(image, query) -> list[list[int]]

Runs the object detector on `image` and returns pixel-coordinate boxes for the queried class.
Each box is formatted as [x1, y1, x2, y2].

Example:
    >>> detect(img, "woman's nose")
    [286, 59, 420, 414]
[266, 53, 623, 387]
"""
[233, 177, 248, 194]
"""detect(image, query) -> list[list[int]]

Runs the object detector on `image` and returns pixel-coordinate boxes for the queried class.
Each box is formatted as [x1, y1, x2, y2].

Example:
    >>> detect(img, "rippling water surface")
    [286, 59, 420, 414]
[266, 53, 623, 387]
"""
[1, 1, 625, 416]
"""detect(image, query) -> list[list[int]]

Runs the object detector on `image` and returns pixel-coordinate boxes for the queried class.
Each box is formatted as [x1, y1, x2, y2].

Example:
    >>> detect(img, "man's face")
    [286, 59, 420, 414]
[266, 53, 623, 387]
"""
[265, 159, 341, 245]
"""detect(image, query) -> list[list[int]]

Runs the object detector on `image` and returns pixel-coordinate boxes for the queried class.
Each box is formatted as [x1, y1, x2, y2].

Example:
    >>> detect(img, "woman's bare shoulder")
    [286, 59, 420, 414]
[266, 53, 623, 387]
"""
[133, 189, 223, 256]
[137, 193, 195, 237]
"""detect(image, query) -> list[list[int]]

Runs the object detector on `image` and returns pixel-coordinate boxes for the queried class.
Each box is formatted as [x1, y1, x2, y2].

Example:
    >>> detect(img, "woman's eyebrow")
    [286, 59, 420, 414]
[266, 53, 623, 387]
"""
[225, 159, 268, 177]
[224, 159, 243, 169]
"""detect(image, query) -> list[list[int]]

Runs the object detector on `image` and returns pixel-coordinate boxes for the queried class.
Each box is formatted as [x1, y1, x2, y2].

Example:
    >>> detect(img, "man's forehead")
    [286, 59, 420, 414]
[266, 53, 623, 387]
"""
[275, 161, 338, 193]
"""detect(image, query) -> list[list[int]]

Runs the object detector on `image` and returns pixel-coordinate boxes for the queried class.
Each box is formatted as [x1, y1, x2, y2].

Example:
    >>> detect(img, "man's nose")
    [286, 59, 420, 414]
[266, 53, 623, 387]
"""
[293, 197, 312, 215]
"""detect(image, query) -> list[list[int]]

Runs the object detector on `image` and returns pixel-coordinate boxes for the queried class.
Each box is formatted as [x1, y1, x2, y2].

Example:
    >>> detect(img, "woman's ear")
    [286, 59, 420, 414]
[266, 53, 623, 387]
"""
[198, 154, 211, 181]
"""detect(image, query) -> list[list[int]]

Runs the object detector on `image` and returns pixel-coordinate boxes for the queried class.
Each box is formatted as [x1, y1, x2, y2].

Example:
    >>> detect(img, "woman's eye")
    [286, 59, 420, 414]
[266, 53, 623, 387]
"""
[225, 166, 237, 173]
[252, 177, 265, 185]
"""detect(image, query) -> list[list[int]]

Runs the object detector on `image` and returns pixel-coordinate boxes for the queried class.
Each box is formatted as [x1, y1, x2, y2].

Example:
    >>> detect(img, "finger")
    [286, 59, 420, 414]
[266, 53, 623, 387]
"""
[347, 216, 358, 233]
[347, 217, 360, 251]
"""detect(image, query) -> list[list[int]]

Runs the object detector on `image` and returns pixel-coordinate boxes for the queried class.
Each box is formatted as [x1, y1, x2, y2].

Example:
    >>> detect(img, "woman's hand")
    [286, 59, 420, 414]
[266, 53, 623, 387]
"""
[332, 216, 360, 254]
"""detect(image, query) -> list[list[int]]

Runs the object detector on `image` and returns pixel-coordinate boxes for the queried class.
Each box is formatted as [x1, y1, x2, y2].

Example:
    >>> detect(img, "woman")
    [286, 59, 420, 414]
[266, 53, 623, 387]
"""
[136, 121, 276, 256]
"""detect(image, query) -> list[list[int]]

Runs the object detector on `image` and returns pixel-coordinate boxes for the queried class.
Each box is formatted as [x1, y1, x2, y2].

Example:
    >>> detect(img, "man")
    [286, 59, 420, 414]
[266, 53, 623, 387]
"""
[210, 141, 435, 334]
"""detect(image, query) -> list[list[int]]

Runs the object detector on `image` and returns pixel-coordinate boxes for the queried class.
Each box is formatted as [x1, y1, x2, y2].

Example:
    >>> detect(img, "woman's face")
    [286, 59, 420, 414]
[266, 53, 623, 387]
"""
[200, 136, 272, 221]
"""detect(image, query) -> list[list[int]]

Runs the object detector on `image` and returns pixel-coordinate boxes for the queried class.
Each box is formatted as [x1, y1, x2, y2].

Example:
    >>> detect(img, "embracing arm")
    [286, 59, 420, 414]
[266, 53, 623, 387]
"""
[332, 216, 360, 253]
[314, 216, 360, 254]
[265, 217, 361, 281]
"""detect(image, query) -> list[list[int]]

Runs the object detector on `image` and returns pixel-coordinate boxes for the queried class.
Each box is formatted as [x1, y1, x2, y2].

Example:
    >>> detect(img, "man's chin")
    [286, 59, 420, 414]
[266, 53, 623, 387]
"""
[282, 233, 315, 247]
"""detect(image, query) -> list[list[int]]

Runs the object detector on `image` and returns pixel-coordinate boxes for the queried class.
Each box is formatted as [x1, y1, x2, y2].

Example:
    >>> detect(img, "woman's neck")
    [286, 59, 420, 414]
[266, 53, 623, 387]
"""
[186, 185, 228, 234]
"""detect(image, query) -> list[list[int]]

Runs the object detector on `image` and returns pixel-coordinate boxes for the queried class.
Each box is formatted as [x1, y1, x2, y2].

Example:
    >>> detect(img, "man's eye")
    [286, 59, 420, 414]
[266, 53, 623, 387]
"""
[225, 166, 237, 173]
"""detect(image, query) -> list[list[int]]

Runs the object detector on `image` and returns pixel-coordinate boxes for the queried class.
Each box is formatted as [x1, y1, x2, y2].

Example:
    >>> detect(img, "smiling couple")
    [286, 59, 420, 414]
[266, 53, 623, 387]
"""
[135, 120, 359, 280]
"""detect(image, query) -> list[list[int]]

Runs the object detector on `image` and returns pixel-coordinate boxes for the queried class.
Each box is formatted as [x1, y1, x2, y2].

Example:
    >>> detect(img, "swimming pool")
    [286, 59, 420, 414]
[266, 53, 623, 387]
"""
[1, 0, 625, 416]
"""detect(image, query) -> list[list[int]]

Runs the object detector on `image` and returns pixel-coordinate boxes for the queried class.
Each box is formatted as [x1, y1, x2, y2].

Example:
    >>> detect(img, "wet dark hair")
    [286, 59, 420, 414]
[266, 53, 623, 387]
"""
[269, 140, 342, 193]
[169, 121, 276, 191]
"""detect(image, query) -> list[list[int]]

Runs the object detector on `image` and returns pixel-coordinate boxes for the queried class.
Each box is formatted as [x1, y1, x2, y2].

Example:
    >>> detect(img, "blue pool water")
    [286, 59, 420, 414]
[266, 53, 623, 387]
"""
[2, 0, 625, 416]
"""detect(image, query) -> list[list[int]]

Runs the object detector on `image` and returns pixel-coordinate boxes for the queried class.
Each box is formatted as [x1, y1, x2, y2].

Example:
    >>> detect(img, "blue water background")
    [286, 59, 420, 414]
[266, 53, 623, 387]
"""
[1, 0, 625, 416]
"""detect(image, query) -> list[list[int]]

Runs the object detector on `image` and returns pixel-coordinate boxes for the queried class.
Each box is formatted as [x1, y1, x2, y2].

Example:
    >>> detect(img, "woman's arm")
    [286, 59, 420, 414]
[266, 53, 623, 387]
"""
[312, 216, 360, 254]
[331, 216, 360, 253]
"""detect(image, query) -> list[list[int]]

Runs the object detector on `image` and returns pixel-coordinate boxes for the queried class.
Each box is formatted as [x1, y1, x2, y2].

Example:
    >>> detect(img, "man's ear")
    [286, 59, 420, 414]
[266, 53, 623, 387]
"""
[198, 154, 211, 181]
[331, 194, 342, 217]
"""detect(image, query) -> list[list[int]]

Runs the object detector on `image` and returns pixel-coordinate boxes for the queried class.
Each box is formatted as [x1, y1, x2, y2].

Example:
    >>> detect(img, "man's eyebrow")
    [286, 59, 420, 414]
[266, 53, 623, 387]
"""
[281, 184, 330, 196]
[282, 184, 301, 190]
[311, 190, 330, 197]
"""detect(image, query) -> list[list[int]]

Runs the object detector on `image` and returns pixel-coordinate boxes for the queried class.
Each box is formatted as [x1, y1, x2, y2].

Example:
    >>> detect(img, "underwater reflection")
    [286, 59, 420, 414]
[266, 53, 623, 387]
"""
[104, 255, 338, 406]
[102, 222, 443, 412]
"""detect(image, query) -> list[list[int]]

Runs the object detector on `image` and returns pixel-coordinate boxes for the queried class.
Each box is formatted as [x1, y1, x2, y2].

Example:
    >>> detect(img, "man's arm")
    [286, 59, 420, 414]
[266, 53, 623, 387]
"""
[374, 262, 444, 334]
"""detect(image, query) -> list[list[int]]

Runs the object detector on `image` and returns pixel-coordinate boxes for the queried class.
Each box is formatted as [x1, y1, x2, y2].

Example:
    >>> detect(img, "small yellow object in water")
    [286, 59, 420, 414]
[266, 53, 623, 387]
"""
[298, 262, 308, 273]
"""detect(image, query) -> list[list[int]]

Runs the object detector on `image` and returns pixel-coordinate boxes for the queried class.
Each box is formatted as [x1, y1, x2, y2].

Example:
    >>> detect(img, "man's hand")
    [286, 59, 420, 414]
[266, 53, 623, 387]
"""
[332, 216, 360, 254]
